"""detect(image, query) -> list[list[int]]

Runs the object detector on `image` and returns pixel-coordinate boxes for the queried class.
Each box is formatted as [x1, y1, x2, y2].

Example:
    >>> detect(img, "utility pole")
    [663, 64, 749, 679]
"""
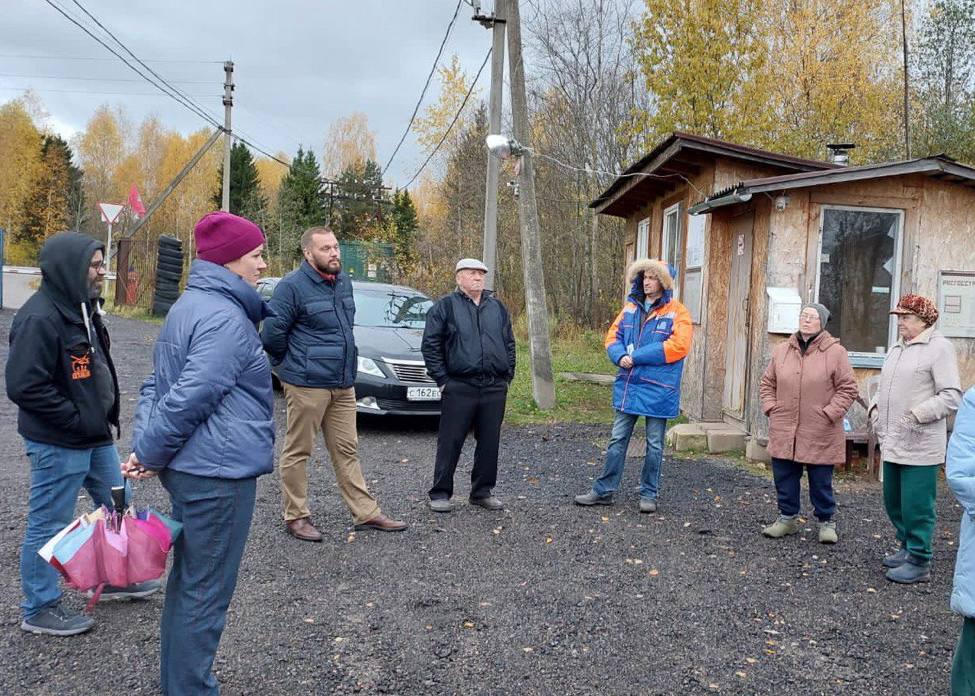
[900, 0, 911, 158]
[476, 0, 506, 290]
[221, 60, 234, 211]
[506, 0, 555, 410]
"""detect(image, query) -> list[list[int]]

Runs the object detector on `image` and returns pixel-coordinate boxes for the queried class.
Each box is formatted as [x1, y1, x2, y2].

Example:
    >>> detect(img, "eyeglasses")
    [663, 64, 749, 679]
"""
[89, 261, 107, 271]
[799, 313, 819, 321]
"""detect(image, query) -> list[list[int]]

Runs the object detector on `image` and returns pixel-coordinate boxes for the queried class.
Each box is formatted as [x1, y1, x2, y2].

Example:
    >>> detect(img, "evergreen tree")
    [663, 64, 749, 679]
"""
[391, 189, 419, 276]
[18, 135, 79, 258]
[213, 141, 267, 218]
[275, 146, 327, 264]
[330, 158, 386, 241]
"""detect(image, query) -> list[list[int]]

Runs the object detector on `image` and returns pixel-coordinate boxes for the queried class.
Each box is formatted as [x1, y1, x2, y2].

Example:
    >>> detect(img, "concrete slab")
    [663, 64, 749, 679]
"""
[666, 423, 707, 452]
[746, 437, 771, 464]
[558, 371, 615, 385]
[707, 430, 747, 453]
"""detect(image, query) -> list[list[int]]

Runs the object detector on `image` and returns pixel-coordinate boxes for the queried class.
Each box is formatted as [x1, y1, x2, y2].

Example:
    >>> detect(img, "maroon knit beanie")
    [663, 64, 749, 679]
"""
[193, 211, 265, 265]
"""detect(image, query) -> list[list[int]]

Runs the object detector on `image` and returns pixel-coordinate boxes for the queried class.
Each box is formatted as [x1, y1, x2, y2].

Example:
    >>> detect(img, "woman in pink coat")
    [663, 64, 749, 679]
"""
[759, 303, 859, 543]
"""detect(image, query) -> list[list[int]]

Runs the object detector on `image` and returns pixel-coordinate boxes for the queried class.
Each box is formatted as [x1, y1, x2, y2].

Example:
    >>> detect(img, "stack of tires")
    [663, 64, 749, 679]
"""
[152, 235, 184, 316]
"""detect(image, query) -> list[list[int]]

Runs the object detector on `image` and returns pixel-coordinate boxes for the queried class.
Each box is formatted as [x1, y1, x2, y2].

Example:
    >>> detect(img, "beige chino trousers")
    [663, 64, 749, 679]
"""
[279, 382, 380, 524]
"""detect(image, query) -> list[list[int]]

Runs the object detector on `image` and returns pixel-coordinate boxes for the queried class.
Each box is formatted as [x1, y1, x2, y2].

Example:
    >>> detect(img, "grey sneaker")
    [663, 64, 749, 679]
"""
[818, 521, 838, 544]
[885, 554, 931, 584]
[639, 497, 658, 514]
[428, 498, 453, 513]
[21, 604, 95, 636]
[883, 548, 910, 568]
[574, 491, 614, 506]
[762, 515, 800, 538]
[93, 579, 162, 601]
[469, 496, 503, 510]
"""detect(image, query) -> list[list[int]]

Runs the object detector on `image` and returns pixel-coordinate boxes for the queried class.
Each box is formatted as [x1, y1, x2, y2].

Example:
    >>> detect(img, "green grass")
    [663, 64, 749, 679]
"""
[506, 329, 619, 425]
[103, 301, 163, 324]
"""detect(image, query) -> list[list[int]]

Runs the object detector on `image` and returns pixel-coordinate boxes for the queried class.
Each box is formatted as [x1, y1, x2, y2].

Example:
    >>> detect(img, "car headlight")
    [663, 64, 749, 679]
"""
[357, 356, 385, 378]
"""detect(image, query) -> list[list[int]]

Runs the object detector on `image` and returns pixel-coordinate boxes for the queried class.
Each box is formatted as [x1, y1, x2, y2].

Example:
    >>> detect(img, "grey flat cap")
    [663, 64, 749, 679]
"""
[455, 258, 488, 273]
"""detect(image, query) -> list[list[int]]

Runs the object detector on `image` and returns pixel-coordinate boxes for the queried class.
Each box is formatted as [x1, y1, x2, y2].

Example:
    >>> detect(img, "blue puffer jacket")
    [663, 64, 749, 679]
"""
[132, 260, 275, 479]
[948, 387, 975, 618]
[605, 261, 693, 419]
[260, 262, 357, 389]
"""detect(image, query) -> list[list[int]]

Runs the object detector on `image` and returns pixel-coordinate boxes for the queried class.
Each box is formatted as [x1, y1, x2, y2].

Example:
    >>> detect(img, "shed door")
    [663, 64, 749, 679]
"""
[722, 213, 754, 423]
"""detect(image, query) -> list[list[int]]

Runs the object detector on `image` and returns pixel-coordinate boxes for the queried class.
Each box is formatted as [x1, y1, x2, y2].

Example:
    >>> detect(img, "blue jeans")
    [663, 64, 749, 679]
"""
[771, 458, 836, 522]
[592, 411, 667, 500]
[20, 439, 125, 619]
[159, 469, 256, 696]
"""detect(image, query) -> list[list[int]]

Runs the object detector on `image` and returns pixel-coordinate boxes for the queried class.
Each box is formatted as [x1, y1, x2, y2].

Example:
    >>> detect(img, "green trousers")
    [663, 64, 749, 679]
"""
[883, 461, 938, 561]
[952, 617, 975, 696]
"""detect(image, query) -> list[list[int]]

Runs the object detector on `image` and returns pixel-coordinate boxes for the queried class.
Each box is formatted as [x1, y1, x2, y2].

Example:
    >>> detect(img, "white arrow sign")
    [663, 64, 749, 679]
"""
[98, 202, 124, 224]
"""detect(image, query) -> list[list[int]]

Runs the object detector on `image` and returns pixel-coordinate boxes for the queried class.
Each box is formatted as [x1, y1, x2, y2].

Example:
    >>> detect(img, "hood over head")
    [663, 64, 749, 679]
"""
[626, 258, 677, 305]
[39, 232, 104, 320]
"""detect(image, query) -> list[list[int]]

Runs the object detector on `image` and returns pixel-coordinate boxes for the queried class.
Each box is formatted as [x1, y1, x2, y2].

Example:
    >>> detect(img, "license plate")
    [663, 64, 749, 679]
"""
[407, 386, 441, 401]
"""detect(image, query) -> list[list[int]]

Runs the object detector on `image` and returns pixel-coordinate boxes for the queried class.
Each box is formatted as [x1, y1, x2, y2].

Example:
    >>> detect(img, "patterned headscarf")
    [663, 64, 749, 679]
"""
[890, 294, 939, 326]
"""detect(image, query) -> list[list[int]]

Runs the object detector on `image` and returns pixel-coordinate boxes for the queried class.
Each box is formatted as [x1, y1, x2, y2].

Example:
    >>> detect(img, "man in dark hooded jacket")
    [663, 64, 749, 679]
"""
[5, 232, 158, 637]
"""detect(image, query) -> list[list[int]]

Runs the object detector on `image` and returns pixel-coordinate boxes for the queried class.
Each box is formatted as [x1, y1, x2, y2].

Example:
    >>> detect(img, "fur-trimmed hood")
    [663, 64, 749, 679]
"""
[626, 258, 677, 306]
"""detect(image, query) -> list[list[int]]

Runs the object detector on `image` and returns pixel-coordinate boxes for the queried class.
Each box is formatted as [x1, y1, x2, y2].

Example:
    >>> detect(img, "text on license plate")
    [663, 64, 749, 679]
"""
[407, 386, 441, 401]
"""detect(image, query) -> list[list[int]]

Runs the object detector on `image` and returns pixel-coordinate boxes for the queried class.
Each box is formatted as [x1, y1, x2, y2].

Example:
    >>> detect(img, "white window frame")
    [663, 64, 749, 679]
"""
[684, 213, 707, 323]
[662, 202, 683, 296]
[814, 204, 905, 368]
[636, 217, 649, 259]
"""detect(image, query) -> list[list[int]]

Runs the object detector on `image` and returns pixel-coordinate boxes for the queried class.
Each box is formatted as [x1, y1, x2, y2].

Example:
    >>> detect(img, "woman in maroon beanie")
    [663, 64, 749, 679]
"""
[124, 211, 274, 695]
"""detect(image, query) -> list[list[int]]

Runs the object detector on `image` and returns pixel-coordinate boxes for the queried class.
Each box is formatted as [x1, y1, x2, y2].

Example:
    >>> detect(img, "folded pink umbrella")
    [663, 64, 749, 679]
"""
[47, 506, 181, 611]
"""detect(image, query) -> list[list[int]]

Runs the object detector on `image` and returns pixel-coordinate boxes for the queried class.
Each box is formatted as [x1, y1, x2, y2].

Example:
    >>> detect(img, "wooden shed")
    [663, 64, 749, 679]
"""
[591, 133, 975, 458]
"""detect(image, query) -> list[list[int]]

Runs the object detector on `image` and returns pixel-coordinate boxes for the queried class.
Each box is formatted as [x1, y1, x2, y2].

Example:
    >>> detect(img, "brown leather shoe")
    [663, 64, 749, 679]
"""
[286, 517, 323, 542]
[355, 513, 408, 532]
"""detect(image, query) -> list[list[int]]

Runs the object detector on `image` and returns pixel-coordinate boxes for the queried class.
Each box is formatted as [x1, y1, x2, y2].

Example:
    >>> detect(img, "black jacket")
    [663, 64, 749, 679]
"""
[6, 233, 120, 449]
[421, 289, 516, 387]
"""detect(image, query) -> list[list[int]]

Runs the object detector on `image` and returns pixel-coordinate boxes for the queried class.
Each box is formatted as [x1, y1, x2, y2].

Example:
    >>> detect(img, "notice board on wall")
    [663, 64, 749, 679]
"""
[939, 270, 975, 338]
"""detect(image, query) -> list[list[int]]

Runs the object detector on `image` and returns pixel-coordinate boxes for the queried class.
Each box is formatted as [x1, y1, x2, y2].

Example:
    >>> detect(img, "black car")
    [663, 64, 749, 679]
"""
[257, 277, 442, 416]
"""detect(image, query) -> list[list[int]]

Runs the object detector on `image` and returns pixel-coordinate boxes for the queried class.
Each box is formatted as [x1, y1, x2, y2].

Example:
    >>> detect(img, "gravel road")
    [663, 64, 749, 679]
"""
[0, 309, 964, 695]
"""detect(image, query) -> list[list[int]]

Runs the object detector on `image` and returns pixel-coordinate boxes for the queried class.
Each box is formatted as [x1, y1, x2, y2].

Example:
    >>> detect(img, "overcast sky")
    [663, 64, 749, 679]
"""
[1, 0, 496, 187]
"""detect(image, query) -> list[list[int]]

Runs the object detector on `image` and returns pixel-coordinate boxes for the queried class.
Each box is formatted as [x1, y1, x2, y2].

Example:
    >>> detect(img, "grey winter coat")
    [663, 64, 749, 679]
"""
[870, 327, 962, 466]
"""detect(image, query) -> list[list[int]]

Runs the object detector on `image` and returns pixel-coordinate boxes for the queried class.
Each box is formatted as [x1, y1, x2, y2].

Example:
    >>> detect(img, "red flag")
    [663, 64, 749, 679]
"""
[128, 184, 146, 218]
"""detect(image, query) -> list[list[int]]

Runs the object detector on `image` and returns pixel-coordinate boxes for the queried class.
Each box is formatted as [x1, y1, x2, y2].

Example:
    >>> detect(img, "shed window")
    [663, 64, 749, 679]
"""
[636, 217, 649, 259]
[662, 202, 684, 296]
[815, 206, 902, 363]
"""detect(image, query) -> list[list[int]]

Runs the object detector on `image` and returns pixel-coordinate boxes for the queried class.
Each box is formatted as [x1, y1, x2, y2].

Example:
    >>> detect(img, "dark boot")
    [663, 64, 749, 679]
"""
[885, 554, 931, 584]
[882, 547, 910, 569]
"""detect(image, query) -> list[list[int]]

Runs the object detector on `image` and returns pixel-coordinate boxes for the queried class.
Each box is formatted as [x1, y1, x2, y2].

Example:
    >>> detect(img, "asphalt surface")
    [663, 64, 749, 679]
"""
[0, 309, 966, 695]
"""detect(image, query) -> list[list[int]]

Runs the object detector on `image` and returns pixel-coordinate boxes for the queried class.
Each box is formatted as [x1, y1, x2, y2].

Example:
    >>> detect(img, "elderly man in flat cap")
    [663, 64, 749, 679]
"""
[421, 258, 516, 512]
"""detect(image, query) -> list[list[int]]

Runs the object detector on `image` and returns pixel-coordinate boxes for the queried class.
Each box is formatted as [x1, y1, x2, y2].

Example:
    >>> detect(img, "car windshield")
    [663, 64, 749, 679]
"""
[354, 287, 433, 328]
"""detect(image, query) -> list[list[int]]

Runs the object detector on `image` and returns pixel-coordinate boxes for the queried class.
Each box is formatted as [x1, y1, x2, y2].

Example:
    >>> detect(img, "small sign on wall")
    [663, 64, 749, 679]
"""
[939, 270, 975, 338]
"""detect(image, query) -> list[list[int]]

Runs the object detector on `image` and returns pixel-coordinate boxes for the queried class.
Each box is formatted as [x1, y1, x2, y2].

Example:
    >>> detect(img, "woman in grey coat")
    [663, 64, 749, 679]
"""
[870, 294, 961, 584]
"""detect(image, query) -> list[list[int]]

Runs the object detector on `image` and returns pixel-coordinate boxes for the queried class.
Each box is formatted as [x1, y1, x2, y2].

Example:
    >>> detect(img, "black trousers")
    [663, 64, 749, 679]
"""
[429, 379, 508, 500]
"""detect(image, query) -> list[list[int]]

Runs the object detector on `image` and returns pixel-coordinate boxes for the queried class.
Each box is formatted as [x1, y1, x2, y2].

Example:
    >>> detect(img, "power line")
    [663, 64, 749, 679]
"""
[533, 151, 707, 198]
[0, 72, 213, 84]
[43, 0, 223, 130]
[0, 85, 218, 97]
[68, 0, 224, 128]
[381, 0, 464, 176]
[0, 53, 223, 63]
[402, 48, 491, 189]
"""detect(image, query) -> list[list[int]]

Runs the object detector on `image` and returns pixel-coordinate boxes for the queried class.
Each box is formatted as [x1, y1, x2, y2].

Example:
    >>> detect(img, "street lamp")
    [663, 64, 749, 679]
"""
[486, 134, 528, 160]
